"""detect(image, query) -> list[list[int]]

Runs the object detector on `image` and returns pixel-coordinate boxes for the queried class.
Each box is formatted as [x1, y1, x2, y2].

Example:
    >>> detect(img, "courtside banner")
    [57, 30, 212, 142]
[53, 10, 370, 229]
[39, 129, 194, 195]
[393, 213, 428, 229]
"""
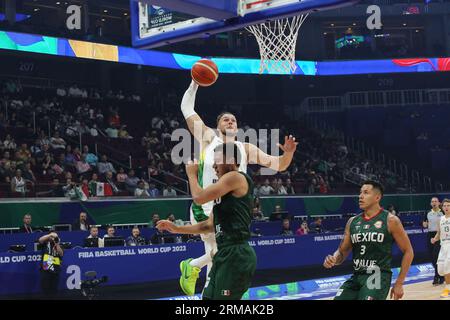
[0, 232, 427, 296]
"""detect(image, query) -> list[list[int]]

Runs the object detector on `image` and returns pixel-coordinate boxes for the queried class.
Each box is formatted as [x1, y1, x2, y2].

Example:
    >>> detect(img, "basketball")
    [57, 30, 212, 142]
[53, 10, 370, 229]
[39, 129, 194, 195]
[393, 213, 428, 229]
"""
[191, 59, 219, 87]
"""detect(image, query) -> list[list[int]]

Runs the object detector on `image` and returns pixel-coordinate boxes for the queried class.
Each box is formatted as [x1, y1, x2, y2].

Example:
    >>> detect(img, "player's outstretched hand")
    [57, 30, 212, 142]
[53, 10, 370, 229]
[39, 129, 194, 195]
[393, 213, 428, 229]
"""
[430, 238, 436, 244]
[323, 255, 336, 268]
[185, 159, 199, 177]
[277, 135, 298, 154]
[156, 220, 177, 233]
[390, 283, 404, 300]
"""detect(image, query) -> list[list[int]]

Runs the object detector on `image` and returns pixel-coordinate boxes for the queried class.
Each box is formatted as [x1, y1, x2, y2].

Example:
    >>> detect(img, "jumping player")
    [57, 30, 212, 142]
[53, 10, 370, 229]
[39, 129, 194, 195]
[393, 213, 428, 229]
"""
[157, 143, 256, 299]
[431, 198, 450, 299]
[179, 80, 297, 295]
[323, 180, 414, 300]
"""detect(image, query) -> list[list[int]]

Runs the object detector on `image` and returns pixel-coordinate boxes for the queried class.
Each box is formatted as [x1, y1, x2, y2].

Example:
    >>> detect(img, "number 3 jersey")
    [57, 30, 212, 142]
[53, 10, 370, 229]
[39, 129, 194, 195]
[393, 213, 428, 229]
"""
[349, 209, 394, 274]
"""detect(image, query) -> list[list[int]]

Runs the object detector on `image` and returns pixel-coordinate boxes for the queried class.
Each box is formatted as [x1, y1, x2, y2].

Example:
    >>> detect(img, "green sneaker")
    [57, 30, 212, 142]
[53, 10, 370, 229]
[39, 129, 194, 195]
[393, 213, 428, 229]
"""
[179, 258, 201, 296]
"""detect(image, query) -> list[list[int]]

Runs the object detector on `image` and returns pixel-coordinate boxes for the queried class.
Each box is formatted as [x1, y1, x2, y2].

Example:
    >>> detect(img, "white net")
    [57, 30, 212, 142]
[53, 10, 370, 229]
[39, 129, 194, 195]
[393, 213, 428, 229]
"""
[246, 14, 308, 74]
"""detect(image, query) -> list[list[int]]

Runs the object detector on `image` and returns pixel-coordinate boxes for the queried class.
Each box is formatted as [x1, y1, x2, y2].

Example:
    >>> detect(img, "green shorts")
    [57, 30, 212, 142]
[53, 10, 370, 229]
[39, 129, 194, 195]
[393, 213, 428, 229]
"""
[202, 243, 257, 300]
[334, 272, 392, 300]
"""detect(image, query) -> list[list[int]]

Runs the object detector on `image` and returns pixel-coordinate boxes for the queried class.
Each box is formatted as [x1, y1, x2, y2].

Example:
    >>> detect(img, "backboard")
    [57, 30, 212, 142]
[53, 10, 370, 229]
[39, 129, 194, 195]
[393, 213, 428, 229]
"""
[131, 0, 359, 49]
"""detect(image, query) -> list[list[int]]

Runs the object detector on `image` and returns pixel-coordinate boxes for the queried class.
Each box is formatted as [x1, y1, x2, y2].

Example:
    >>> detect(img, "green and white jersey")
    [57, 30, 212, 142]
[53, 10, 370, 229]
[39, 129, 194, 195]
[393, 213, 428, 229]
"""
[439, 215, 450, 246]
[349, 209, 394, 274]
[191, 135, 247, 223]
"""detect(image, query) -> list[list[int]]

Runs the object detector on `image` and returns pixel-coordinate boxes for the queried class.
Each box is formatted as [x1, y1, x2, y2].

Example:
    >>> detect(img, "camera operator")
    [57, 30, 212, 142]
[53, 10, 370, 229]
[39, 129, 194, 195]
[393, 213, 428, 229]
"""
[38, 232, 64, 298]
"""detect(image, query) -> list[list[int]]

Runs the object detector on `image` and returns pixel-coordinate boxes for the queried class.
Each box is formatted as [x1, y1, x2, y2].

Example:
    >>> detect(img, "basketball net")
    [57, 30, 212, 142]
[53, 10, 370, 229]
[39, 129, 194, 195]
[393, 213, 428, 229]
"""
[246, 14, 308, 74]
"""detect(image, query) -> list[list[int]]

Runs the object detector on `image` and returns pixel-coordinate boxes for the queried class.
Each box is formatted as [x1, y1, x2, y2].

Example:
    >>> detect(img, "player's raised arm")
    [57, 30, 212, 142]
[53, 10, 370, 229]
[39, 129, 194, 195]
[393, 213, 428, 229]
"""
[323, 217, 354, 268]
[388, 214, 414, 300]
[245, 135, 298, 172]
[181, 81, 216, 144]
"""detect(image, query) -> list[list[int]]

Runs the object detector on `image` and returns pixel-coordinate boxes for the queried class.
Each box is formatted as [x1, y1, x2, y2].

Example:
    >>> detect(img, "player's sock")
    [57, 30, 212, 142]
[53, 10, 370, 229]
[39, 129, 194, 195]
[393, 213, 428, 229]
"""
[446, 284, 450, 290]
[189, 254, 210, 269]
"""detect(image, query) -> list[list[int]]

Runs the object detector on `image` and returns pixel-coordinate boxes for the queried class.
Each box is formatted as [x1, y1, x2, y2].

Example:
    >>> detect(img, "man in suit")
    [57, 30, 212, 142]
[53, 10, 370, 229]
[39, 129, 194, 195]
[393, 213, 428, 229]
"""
[72, 212, 90, 231]
[19, 213, 34, 233]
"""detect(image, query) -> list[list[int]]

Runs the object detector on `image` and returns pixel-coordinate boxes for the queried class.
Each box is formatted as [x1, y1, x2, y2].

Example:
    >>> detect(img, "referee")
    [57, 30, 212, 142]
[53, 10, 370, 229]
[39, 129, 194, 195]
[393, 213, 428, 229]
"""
[423, 197, 445, 285]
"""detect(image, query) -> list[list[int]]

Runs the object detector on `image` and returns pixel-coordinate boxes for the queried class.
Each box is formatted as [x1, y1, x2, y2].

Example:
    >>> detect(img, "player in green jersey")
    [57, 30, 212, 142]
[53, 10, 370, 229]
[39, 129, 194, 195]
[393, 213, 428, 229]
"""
[323, 180, 414, 300]
[157, 142, 256, 300]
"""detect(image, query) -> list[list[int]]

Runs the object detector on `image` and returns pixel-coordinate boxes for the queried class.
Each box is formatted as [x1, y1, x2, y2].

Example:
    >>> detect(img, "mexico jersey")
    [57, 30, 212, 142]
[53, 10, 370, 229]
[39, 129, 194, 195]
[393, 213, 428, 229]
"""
[349, 209, 394, 273]
[192, 135, 247, 223]
[439, 216, 450, 247]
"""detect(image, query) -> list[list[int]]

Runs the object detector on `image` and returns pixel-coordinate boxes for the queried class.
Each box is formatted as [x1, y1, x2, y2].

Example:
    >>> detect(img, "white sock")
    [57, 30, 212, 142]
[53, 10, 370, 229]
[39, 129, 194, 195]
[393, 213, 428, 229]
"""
[189, 234, 217, 276]
[189, 254, 210, 270]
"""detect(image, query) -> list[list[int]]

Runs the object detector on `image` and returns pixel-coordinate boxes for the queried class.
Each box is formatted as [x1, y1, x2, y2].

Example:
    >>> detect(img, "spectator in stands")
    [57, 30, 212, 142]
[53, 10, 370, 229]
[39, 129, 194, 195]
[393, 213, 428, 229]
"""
[56, 86, 66, 97]
[38, 231, 64, 298]
[118, 125, 133, 140]
[104, 171, 120, 194]
[75, 154, 92, 174]
[20, 213, 34, 233]
[135, 180, 150, 198]
[285, 178, 295, 194]
[125, 169, 139, 194]
[41, 178, 64, 197]
[258, 179, 274, 196]
[3, 134, 17, 150]
[116, 167, 128, 183]
[72, 212, 90, 231]
[280, 219, 294, 236]
[50, 132, 66, 150]
[148, 183, 159, 197]
[103, 226, 116, 238]
[11, 169, 26, 194]
[163, 186, 177, 197]
[126, 227, 147, 246]
[149, 213, 160, 228]
[277, 179, 288, 195]
[252, 207, 265, 221]
[30, 140, 42, 156]
[88, 173, 99, 196]
[296, 221, 310, 236]
[105, 126, 119, 138]
[62, 178, 75, 197]
[17, 144, 31, 163]
[68, 84, 82, 97]
[22, 162, 36, 184]
[309, 217, 324, 233]
[167, 213, 184, 227]
[83, 146, 98, 167]
[98, 155, 116, 175]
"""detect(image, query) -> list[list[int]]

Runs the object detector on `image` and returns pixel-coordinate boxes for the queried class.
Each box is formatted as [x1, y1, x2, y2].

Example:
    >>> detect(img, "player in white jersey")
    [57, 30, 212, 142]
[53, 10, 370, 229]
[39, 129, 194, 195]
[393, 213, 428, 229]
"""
[431, 198, 450, 299]
[178, 81, 297, 296]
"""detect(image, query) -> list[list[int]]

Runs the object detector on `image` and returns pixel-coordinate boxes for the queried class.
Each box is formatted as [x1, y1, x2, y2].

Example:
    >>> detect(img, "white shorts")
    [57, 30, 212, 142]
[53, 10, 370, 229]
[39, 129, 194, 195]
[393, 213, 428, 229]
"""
[437, 244, 450, 276]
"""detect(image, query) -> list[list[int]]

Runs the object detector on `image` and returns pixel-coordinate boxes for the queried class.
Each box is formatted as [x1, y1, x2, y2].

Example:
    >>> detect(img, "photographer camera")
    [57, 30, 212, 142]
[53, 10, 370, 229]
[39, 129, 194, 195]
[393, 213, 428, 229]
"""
[38, 231, 64, 298]
[80, 271, 108, 300]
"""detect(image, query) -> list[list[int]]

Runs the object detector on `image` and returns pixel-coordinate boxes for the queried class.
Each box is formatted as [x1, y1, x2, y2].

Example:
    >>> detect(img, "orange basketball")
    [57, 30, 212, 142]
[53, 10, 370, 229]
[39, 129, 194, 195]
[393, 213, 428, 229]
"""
[191, 59, 219, 87]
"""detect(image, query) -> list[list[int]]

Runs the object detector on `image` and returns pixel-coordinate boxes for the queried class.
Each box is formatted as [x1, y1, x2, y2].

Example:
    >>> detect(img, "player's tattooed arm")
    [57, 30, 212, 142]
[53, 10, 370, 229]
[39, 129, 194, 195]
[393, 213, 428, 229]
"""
[323, 217, 353, 268]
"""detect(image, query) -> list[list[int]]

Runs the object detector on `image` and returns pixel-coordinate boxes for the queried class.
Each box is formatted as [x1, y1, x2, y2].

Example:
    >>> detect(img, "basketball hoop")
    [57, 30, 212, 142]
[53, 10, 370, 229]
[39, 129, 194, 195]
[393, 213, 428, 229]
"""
[246, 13, 308, 74]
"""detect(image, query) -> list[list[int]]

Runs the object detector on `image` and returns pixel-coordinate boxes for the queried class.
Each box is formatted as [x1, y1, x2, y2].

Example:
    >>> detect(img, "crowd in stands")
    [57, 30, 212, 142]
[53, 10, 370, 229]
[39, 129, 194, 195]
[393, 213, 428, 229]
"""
[0, 78, 409, 199]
